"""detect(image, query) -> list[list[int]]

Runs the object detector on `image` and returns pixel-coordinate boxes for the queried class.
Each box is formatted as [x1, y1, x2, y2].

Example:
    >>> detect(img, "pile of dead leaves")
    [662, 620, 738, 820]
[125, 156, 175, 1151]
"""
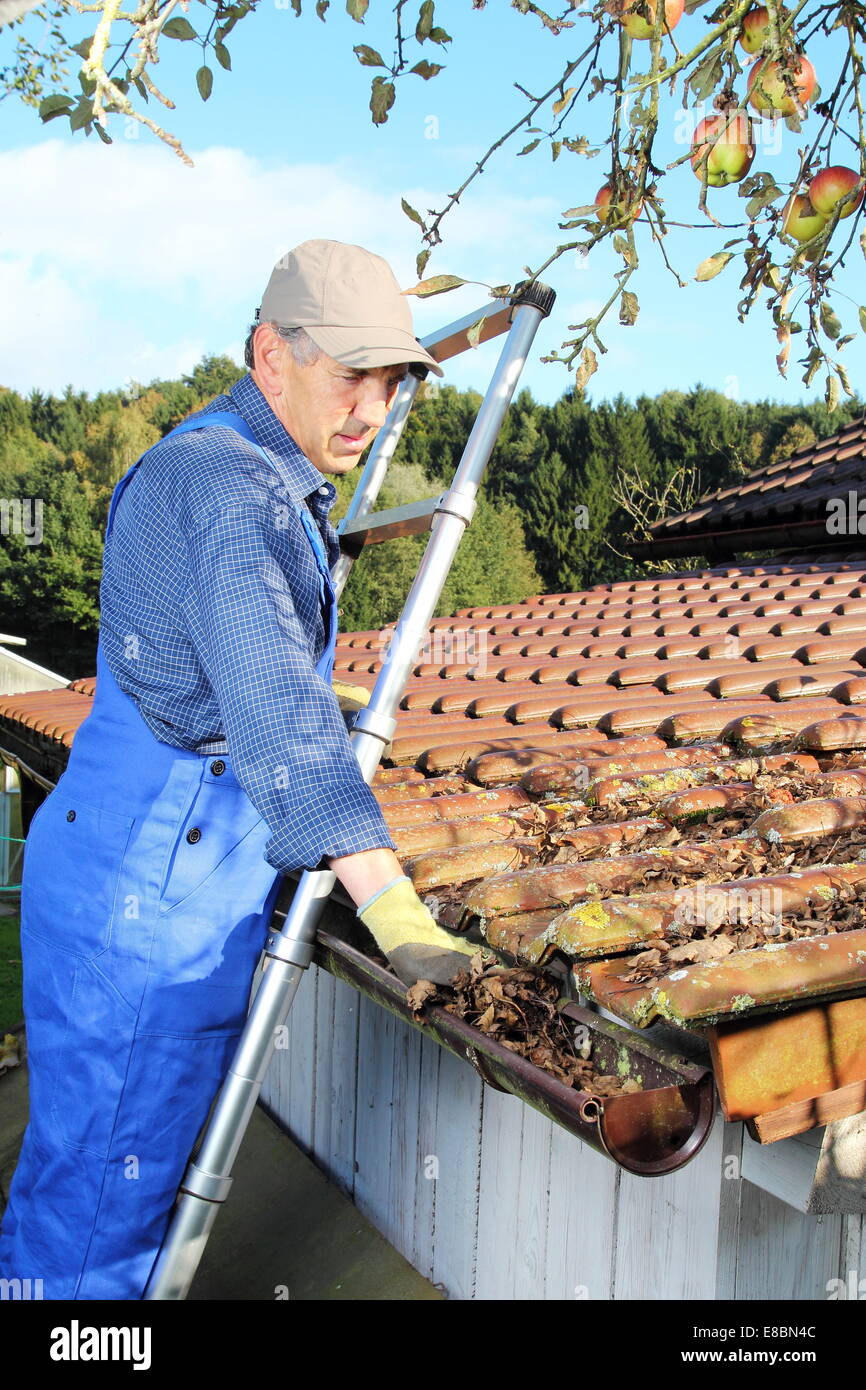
[620, 877, 866, 985]
[406, 955, 641, 1097]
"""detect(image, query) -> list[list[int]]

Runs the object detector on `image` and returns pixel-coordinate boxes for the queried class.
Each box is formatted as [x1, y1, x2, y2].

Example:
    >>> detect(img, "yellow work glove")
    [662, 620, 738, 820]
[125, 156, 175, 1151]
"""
[331, 678, 372, 717]
[357, 874, 497, 987]
[332, 678, 394, 757]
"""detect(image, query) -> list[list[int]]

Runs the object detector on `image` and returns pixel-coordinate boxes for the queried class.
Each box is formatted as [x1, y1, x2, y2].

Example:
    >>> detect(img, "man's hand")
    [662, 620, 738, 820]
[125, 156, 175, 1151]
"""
[356, 874, 497, 987]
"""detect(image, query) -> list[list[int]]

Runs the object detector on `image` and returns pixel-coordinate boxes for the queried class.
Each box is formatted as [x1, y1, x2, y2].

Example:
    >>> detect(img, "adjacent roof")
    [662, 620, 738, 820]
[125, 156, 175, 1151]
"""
[639, 414, 866, 559]
[4, 557, 866, 1137]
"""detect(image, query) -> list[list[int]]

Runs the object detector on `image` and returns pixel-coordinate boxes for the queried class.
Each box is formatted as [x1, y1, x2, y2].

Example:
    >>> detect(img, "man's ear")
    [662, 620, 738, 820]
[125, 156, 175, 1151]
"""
[252, 324, 286, 393]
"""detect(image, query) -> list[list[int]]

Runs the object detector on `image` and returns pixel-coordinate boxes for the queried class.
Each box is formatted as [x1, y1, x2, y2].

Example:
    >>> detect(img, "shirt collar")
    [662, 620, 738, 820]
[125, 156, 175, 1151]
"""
[224, 374, 338, 510]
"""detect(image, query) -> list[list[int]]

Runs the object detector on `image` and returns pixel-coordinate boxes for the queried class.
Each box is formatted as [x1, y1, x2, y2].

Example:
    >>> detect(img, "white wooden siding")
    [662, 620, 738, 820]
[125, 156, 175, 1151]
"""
[258, 960, 863, 1301]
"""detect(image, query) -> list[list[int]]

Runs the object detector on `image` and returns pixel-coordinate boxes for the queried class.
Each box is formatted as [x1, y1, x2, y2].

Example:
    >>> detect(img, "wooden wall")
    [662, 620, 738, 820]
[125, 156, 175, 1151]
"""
[258, 959, 863, 1301]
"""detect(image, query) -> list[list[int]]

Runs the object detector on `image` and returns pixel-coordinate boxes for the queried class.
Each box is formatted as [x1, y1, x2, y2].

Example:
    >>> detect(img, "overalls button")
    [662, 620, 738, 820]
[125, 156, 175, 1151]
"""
[210, 760, 226, 776]
[186, 827, 202, 844]
[66, 809, 76, 822]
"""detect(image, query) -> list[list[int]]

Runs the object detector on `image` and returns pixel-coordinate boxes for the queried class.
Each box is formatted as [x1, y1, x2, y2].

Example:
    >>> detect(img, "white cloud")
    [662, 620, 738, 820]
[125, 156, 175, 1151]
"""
[0, 139, 558, 395]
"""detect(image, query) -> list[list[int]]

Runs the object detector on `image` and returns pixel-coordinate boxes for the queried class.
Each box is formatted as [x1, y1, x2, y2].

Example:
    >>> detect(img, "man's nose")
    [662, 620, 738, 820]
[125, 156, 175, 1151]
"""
[351, 386, 390, 430]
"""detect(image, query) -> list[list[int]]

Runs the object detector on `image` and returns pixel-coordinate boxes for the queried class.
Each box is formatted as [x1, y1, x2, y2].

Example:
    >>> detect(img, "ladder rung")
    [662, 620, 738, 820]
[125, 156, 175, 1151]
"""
[338, 496, 440, 549]
[421, 301, 513, 365]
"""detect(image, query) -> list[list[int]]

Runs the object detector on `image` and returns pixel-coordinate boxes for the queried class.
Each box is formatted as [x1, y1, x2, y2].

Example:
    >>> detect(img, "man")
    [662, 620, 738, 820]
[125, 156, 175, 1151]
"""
[0, 239, 483, 1300]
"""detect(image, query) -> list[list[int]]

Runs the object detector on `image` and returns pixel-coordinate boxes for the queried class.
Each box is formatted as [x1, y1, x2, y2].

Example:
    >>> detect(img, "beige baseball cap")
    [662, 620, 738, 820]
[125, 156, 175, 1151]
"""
[257, 239, 444, 378]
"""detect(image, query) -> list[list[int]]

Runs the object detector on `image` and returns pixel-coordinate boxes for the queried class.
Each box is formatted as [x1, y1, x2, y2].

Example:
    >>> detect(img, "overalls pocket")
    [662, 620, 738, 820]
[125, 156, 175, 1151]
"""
[21, 788, 135, 960]
[157, 760, 270, 918]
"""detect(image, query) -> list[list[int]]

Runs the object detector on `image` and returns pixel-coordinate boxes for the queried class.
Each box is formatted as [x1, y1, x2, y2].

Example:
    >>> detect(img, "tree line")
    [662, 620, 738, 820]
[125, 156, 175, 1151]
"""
[0, 353, 860, 678]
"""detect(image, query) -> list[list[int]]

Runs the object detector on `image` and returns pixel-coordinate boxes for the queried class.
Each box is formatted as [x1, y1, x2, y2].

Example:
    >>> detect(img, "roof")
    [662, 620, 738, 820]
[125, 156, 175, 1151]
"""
[639, 414, 866, 559]
[4, 558, 866, 1140]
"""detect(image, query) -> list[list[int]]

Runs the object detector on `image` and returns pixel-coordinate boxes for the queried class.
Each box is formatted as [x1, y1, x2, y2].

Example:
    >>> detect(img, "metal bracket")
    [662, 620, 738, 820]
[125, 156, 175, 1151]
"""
[434, 488, 477, 527]
[463, 1043, 510, 1094]
[265, 932, 316, 968]
[179, 1163, 234, 1204]
[351, 706, 397, 745]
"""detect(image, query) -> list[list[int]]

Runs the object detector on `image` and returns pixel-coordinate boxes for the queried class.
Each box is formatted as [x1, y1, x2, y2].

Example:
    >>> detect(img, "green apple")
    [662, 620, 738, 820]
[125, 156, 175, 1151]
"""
[739, 6, 771, 56]
[808, 165, 864, 220]
[748, 53, 816, 116]
[690, 113, 756, 187]
[617, 0, 684, 40]
[780, 193, 828, 242]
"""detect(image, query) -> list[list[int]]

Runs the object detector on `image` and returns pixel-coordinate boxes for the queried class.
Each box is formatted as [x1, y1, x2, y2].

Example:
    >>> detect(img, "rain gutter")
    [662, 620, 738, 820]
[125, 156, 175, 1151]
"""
[273, 882, 716, 1177]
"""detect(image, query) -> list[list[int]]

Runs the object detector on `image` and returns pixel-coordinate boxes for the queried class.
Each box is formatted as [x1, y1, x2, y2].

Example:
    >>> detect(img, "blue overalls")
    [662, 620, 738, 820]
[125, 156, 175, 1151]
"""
[0, 412, 339, 1300]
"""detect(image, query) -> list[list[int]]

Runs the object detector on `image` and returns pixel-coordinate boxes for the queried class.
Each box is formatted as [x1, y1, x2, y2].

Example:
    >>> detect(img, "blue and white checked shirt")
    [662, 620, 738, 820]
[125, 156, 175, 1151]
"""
[99, 372, 397, 873]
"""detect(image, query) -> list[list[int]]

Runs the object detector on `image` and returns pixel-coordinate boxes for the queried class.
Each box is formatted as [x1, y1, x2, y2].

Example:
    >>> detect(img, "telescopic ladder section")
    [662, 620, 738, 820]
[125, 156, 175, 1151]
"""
[144, 279, 555, 1301]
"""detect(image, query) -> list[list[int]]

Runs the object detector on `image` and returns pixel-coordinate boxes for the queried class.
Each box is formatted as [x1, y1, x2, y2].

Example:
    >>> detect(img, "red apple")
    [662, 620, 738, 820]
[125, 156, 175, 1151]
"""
[739, 6, 770, 55]
[594, 183, 644, 224]
[615, 0, 684, 40]
[781, 193, 828, 242]
[690, 113, 756, 187]
[808, 165, 864, 220]
[747, 52, 816, 116]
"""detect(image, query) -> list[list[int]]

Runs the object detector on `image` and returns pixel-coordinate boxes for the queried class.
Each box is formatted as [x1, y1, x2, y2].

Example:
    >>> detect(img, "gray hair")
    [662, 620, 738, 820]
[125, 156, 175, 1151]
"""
[244, 321, 322, 371]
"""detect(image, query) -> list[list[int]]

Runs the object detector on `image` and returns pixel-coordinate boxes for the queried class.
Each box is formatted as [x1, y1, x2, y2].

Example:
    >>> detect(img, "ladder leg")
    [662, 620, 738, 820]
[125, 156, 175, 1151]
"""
[143, 867, 334, 1300]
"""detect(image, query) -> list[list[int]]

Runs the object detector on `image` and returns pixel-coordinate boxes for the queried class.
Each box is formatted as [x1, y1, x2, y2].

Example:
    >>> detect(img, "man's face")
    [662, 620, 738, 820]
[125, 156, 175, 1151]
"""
[263, 341, 409, 476]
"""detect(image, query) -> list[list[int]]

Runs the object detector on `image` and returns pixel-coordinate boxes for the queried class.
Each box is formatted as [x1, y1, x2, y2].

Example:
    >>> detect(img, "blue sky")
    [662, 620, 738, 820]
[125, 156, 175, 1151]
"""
[2, 0, 864, 407]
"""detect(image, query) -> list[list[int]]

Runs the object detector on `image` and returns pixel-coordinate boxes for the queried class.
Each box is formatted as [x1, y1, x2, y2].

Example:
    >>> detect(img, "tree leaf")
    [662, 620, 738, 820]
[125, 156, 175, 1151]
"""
[613, 234, 634, 265]
[316, 0, 329, 16]
[346, 0, 369, 19]
[551, 139, 562, 161]
[825, 371, 840, 412]
[837, 360, 854, 397]
[70, 36, 95, 59]
[562, 135, 596, 156]
[68, 98, 93, 132]
[619, 290, 639, 326]
[196, 65, 213, 100]
[39, 94, 74, 119]
[416, 247, 431, 279]
[403, 274, 467, 297]
[688, 50, 723, 101]
[552, 86, 576, 116]
[517, 139, 540, 156]
[859, 306, 866, 333]
[370, 76, 395, 124]
[562, 203, 596, 218]
[574, 346, 598, 396]
[695, 251, 733, 282]
[354, 44, 386, 66]
[215, 42, 232, 70]
[162, 16, 197, 39]
[466, 315, 486, 349]
[410, 60, 443, 79]
[429, 25, 451, 43]
[416, 0, 434, 41]
[94, 120, 112, 145]
[802, 347, 821, 387]
[745, 182, 782, 220]
[776, 322, 790, 377]
[401, 197, 424, 227]
[820, 301, 842, 341]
